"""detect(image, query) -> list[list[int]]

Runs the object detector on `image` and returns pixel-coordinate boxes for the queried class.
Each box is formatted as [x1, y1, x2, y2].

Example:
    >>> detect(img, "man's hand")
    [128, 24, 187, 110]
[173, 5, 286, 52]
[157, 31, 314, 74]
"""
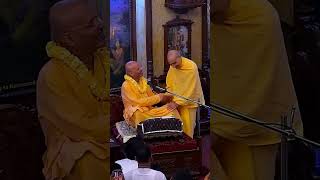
[167, 102, 179, 111]
[159, 93, 173, 104]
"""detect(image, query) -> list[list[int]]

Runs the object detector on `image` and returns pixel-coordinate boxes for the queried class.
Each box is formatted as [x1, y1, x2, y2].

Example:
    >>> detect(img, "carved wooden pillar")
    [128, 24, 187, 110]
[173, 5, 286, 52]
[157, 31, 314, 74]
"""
[130, 0, 137, 61]
[145, 0, 154, 79]
[201, 0, 209, 73]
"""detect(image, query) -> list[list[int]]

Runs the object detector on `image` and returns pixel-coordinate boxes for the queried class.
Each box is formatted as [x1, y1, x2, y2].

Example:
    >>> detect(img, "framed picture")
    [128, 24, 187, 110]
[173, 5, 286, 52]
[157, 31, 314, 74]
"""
[163, 16, 193, 72]
[0, 0, 58, 97]
[110, 0, 136, 89]
[164, 0, 203, 14]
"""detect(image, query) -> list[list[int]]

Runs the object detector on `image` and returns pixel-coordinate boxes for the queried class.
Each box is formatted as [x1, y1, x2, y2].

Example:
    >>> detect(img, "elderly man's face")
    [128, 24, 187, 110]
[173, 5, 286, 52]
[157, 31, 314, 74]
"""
[167, 53, 182, 69]
[64, 5, 105, 53]
[129, 63, 143, 81]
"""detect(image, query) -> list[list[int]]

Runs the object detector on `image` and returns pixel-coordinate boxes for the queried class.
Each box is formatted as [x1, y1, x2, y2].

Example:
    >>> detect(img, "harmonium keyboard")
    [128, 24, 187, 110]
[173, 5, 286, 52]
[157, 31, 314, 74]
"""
[137, 117, 183, 140]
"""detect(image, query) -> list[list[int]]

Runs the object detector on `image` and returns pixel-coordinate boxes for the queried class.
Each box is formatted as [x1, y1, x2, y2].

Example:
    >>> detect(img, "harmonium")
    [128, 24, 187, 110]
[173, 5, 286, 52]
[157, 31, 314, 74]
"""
[114, 117, 183, 143]
[114, 117, 200, 178]
[137, 117, 183, 140]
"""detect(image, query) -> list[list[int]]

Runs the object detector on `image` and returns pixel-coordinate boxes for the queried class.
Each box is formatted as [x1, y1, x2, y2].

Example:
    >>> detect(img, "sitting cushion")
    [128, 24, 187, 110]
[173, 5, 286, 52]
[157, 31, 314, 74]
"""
[114, 121, 137, 143]
[137, 117, 183, 140]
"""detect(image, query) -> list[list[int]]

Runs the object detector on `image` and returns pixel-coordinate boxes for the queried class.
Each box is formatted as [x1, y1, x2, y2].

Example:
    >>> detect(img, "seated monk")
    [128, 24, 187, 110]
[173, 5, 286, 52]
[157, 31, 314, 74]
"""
[121, 61, 181, 127]
[37, 0, 109, 179]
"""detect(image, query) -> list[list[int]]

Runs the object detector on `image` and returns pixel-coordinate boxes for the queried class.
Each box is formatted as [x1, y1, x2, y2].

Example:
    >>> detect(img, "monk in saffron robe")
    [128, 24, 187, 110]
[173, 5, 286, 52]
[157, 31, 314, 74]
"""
[211, 0, 303, 179]
[166, 50, 205, 138]
[37, 0, 109, 179]
[121, 61, 181, 127]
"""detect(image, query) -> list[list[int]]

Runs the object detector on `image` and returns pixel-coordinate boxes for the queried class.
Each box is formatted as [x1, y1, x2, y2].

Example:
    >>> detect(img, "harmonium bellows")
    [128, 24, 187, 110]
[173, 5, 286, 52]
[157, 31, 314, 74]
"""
[137, 117, 183, 140]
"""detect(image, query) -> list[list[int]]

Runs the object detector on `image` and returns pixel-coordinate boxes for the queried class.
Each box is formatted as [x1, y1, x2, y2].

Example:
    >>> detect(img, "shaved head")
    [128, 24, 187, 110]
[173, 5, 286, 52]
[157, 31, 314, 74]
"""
[49, 0, 89, 41]
[48, 0, 105, 60]
[167, 50, 182, 69]
[167, 50, 181, 58]
[125, 61, 143, 81]
[125, 61, 138, 74]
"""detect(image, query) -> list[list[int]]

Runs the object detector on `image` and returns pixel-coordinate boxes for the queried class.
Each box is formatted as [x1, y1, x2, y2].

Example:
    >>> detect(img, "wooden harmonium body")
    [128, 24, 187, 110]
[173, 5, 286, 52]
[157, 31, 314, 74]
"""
[137, 117, 183, 140]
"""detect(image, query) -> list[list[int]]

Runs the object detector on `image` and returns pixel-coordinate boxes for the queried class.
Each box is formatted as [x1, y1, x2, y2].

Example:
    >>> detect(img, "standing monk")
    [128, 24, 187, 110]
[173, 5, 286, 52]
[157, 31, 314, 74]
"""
[37, 0, 109, 179]
[211, 0, 303, 179]
[166, 50, 205, 138]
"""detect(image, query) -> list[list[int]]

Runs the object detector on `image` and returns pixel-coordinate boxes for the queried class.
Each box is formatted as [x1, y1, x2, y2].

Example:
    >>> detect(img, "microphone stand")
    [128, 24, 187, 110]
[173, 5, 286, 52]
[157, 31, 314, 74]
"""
[152, 84, 320, 180]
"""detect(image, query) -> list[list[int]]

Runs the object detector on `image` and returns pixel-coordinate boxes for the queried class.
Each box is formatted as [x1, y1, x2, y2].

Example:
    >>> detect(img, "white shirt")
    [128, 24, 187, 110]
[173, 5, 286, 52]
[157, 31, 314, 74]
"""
[124, 168, 167, 180]
[115, 158, 139, 174]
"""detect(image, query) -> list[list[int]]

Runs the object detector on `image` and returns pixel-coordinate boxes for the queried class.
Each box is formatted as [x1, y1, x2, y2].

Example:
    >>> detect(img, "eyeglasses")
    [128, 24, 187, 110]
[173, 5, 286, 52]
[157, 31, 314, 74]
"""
[67, 16, 103, 33]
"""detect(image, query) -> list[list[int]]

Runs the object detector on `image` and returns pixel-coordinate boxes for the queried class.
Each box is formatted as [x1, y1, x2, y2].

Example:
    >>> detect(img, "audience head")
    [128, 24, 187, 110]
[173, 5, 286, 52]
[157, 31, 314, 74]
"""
[123, 136, 145, 160]
[110, 162, 124, 180]
[135, 142, 152, 164]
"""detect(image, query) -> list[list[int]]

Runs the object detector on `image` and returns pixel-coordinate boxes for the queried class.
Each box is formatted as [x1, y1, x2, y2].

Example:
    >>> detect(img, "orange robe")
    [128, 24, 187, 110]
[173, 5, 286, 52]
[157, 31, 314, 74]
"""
[211, 0, 303, 179]
[37, 45, 109, 180]
[166, 57, 205, 138]
[121, 76, 180, 127]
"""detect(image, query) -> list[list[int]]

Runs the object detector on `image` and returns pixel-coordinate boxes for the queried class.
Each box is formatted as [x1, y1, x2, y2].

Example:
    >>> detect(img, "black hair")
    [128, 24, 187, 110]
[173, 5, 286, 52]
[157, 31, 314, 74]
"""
[111, 162, 122, 173]
[123, 137, 145, 160]
[135, 143, 151, 163]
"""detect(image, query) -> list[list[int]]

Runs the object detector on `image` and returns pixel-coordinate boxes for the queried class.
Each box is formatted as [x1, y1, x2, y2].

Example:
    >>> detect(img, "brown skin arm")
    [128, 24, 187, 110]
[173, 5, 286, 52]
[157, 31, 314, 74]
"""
[211, 0, 230, 24]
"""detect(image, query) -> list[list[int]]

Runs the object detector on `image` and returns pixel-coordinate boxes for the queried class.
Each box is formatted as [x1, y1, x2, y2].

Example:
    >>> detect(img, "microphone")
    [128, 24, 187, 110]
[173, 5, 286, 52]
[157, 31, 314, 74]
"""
[147, 79, 167, 93]
[147, 78, 212, 110]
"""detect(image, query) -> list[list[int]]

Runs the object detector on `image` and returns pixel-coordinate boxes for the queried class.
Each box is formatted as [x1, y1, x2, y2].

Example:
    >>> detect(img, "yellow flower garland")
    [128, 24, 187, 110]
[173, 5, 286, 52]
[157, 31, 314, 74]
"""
[124, 74, 148, 94]
[46, 41, 109, 102]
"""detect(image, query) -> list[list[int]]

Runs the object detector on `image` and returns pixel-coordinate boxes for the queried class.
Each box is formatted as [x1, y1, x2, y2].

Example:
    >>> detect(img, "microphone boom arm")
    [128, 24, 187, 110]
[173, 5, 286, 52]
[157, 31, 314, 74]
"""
[155, 85, 214, 110]
[150, 81, 320, 180]
[153, 84, 320, 148]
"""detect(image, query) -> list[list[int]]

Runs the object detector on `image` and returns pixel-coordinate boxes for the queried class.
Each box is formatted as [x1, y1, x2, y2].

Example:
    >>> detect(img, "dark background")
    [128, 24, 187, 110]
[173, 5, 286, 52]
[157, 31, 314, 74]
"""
[0, 0, 60, 97]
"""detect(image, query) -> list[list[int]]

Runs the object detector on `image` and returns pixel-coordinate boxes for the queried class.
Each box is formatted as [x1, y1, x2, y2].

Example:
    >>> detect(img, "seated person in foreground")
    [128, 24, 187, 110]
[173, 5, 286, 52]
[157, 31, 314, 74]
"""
[121, 61, 181, 127]
[115, 137, 143, 173]
[111, 163, 124, 180]
[124, 142, 167, 180]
